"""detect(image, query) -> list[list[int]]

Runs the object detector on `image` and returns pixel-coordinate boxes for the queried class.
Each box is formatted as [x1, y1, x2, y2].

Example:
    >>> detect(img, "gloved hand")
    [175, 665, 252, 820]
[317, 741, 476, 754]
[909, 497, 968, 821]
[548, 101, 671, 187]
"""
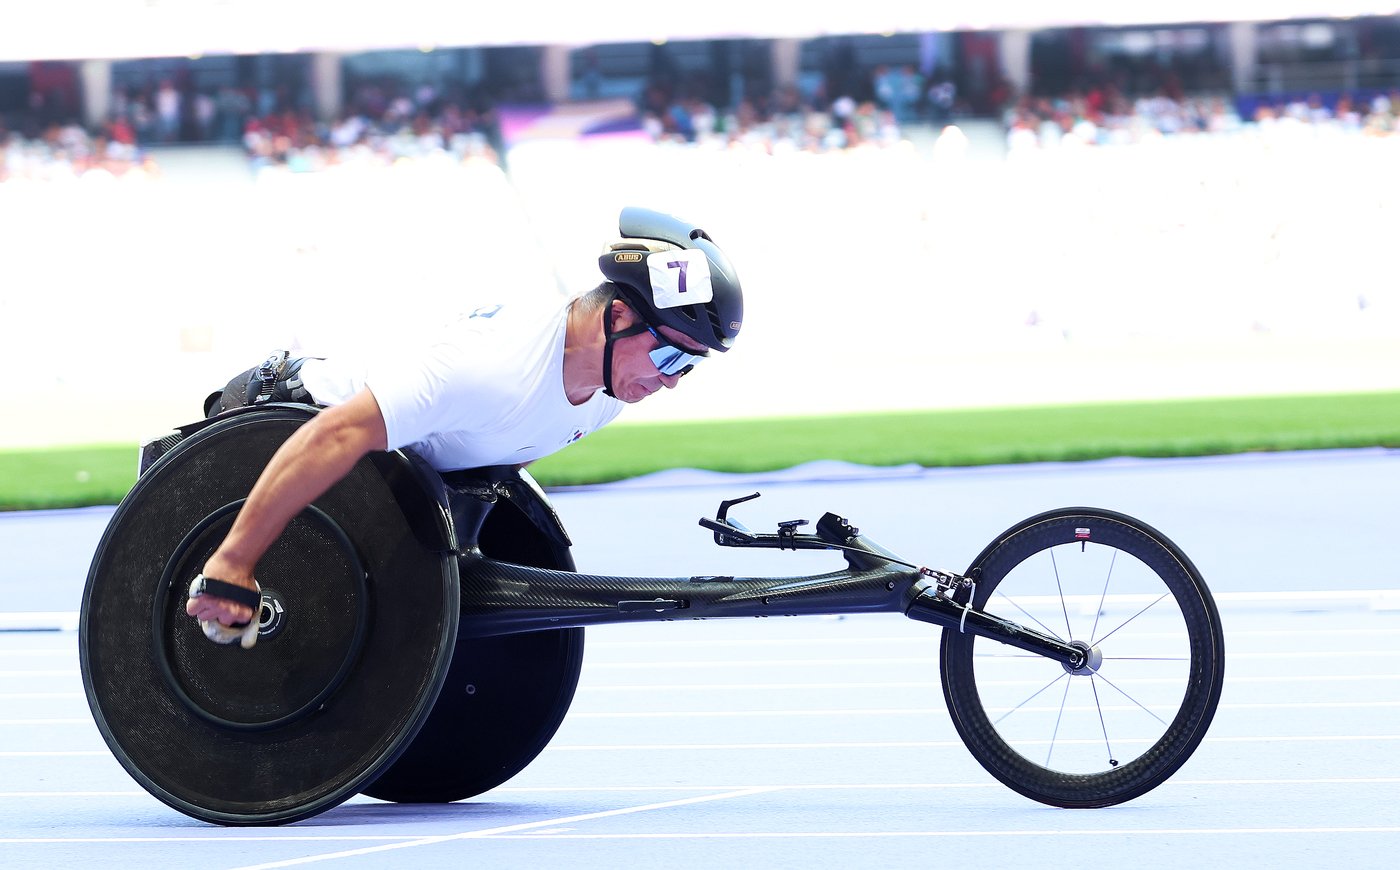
[187, 575, 262, 650]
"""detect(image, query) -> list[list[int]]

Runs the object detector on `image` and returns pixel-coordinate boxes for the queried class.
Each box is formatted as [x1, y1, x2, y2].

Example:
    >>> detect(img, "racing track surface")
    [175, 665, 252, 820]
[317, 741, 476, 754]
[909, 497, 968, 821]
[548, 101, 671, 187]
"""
[2, 448, 1398, 869]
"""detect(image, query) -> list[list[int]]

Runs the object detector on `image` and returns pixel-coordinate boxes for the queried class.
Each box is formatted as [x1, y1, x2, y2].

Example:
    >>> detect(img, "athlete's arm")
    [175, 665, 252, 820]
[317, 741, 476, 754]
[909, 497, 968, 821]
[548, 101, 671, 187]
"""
[186, 388, 389, 627]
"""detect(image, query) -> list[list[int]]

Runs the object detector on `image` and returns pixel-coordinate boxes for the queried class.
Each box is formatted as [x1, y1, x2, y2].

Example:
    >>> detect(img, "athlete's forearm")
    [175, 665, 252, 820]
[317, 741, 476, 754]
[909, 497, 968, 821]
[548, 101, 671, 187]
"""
[189, 390, 389, 628]
[215, 423, 367, 570]
[209, 390, 389, 580]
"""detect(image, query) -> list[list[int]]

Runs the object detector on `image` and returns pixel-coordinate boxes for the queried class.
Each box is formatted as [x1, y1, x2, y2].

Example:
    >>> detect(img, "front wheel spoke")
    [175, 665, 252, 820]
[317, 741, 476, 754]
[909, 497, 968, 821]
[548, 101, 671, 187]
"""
[1046, 678, 1073, 767]
[992, 591, 1065, 643]
[1050, 549, 1073, 640]
[991, 668, 1070, 728]
[1093, 670, 1171, 727]
[1089, 547, 1119, 643]
[1092, 591, 1171, 646]
[1089, 677, 1117, 767]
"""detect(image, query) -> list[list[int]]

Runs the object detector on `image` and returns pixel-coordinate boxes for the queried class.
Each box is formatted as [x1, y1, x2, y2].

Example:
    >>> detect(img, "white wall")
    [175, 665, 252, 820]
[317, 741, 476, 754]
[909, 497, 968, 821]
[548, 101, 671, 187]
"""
[3, 124, 1398, 447]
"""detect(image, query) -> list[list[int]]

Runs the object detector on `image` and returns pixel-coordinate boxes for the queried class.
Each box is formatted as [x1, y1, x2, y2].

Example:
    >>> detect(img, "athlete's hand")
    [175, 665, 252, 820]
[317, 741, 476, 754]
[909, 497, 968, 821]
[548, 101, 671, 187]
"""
[186, 560, 261, 648]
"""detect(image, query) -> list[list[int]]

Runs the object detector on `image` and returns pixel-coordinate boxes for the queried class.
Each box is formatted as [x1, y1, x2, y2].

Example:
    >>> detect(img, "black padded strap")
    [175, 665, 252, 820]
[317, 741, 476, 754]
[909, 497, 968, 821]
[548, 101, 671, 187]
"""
[252, 350, 289, 404]
[601, 290, 649, 398]
[191, 575, 263, 611]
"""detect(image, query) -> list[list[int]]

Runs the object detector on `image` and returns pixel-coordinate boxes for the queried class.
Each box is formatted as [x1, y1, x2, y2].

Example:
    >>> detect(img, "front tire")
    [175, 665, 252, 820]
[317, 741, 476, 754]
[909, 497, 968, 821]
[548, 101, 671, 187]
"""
[940, 508, 1224, 808]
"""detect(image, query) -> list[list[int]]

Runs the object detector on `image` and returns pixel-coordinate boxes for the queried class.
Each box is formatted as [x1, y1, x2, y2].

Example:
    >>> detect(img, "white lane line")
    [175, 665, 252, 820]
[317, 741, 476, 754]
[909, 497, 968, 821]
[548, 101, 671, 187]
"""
[5, 674, 1395, 702]
[5, 733, 1399, 759]
[583, 627, 1400, 647]
[1171, 777, 1400, 786]
[0, 650, 78, 658]
[1224, 628, 1400, 639]
[8, 699, 1397, 729]
[4, 591, 1399, 634]
[6, 652, 1400, 682]
[3, 624, 1398, 659]
[0, 612, 78, 631]
[491, 777, 1400, 792]
[6, 777, 1398, 801]
[497, 827, 1400, 841]
[540, 734, 1400, 752]
[9, 827, 1397, 846]
[575, 674, 1400, 691]
[225, 787, 782, 870]
[0, 836, 433, 844]
[565, 700, 1400, 719]
[5, 648, 1400, 679]
[576, 651, 1400, 670]
[6, 696, 1399, 729]
[0, 791, 145, 798]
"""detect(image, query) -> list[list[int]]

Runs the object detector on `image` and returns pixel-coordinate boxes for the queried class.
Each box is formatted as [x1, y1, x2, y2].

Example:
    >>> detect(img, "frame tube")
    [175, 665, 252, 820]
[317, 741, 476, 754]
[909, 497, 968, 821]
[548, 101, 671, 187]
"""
[455, 551, 918, 636]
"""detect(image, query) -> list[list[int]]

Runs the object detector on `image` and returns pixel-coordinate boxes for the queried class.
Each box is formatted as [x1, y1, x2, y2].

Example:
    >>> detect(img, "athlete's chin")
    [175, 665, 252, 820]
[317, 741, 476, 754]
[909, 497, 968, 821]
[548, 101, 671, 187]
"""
[619, 383, 657, 403]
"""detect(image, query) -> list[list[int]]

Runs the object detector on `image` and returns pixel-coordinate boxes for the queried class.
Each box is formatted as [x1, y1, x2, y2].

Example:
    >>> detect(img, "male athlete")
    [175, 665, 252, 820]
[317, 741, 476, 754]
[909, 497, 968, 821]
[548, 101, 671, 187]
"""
[186, 207, 744, 647]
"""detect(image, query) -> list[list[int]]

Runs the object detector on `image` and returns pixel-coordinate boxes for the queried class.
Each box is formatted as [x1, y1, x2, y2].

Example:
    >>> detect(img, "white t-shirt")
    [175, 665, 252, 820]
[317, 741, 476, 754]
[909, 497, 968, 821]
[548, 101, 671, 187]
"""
[298, 298, 623, 470]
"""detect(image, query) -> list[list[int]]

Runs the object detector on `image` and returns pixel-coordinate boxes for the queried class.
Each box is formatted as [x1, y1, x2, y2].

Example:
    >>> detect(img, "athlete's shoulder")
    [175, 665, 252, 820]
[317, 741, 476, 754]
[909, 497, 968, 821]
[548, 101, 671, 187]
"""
[448, 295, 566, 336]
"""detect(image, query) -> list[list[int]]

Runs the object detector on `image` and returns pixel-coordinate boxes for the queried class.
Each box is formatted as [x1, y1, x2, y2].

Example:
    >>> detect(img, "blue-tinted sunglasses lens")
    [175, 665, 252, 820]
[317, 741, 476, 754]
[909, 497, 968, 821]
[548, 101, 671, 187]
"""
[647, 328, 705, 376]
[649, 345, 701, 376]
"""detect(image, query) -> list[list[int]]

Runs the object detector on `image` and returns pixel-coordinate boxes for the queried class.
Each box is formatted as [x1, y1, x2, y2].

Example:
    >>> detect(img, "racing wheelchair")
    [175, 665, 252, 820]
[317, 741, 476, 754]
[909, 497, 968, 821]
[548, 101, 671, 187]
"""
[80, 404, 1225, 825]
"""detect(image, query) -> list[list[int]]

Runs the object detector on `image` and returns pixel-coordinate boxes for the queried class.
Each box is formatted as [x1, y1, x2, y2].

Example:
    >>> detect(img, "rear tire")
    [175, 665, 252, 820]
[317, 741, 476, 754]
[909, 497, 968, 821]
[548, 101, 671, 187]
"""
[81, 408, 459, 825]
[363, 475, 585, 803]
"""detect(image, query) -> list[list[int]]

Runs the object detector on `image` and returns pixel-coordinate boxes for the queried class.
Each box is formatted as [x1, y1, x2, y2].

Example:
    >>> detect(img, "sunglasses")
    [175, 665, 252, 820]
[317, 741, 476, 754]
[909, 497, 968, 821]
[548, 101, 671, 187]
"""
[646, 326, 708, 377]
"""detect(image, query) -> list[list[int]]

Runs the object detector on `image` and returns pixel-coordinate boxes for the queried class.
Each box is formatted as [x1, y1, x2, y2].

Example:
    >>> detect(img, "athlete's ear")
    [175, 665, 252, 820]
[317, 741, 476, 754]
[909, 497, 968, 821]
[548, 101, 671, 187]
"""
[610, 298, 639, 329]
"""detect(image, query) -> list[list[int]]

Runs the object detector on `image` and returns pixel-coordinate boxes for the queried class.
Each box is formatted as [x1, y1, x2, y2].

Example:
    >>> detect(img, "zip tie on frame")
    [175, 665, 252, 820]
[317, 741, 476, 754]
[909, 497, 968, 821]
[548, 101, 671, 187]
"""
[959, 581, 976, 634]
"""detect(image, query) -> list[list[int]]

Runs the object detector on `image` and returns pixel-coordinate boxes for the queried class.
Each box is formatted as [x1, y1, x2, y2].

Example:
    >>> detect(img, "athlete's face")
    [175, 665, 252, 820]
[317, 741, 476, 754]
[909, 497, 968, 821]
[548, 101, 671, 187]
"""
[609, 304, 708, 404]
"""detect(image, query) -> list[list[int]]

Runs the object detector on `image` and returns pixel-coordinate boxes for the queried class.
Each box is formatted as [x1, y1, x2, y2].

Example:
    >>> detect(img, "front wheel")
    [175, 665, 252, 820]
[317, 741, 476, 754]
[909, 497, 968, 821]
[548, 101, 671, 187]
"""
[940, 508, 1224, 808]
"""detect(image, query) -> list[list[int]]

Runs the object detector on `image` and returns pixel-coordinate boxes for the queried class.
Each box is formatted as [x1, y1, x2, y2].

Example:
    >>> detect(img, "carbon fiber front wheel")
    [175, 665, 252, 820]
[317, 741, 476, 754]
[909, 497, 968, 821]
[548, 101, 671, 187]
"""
[940, 508, 1224, 808]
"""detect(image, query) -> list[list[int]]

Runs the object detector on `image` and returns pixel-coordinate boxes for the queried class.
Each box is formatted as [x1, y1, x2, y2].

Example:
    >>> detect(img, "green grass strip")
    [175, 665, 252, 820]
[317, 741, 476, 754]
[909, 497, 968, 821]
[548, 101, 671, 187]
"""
[530, 391, 1400, 485]
[2, 391, 1397, 510]
[0, 444, 140, 511]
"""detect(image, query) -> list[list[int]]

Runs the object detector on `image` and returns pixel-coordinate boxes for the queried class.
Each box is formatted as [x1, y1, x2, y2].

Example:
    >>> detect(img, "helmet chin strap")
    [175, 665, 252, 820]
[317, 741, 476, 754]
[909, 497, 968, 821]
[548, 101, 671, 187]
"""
[601, 291, 650, 399]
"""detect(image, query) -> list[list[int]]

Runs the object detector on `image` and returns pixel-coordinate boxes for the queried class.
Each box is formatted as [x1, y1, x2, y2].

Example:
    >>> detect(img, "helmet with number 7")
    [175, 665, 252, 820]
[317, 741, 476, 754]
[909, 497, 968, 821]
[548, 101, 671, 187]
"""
[597, 207, 743, 352]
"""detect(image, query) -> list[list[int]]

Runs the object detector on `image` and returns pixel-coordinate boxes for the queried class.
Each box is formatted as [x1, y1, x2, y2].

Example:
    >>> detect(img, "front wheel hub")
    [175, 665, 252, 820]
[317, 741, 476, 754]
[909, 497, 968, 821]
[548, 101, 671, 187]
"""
[1063, 639, 1103, 676]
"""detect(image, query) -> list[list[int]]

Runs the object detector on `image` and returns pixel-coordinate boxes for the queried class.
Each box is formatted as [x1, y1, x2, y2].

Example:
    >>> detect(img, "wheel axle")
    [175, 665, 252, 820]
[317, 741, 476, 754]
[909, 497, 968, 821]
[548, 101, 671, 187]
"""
[1063, 639, 1103, 676]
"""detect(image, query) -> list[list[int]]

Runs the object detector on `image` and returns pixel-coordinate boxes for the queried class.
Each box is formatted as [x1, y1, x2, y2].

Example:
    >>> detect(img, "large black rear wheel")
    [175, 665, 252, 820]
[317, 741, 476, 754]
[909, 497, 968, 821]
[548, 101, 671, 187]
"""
[80, 408, 459, 826]
[363, 470, 585, 804]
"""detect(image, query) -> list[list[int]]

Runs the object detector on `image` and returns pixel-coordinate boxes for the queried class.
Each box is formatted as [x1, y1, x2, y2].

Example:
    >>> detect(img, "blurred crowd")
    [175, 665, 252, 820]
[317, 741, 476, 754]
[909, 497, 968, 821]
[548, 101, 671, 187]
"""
[9, 67, 1400, 183]
[0, 119, 160, 183]
[638, 88, 906, 154]
[1003, 85, 1400, 152]
[635, 63, 965, 154]
[0, 78, 509, 182]
[240, 83, 506, 174]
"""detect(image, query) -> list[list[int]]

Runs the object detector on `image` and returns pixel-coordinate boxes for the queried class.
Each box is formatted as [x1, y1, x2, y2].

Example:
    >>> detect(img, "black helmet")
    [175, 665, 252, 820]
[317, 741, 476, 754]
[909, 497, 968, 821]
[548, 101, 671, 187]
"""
[597, 207, 743, 352]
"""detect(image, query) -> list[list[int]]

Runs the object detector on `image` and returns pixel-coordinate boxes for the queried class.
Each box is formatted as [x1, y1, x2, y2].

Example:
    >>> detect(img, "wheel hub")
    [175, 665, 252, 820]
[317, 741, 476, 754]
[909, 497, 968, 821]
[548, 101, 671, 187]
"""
[1063, 639, 1103, 676]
